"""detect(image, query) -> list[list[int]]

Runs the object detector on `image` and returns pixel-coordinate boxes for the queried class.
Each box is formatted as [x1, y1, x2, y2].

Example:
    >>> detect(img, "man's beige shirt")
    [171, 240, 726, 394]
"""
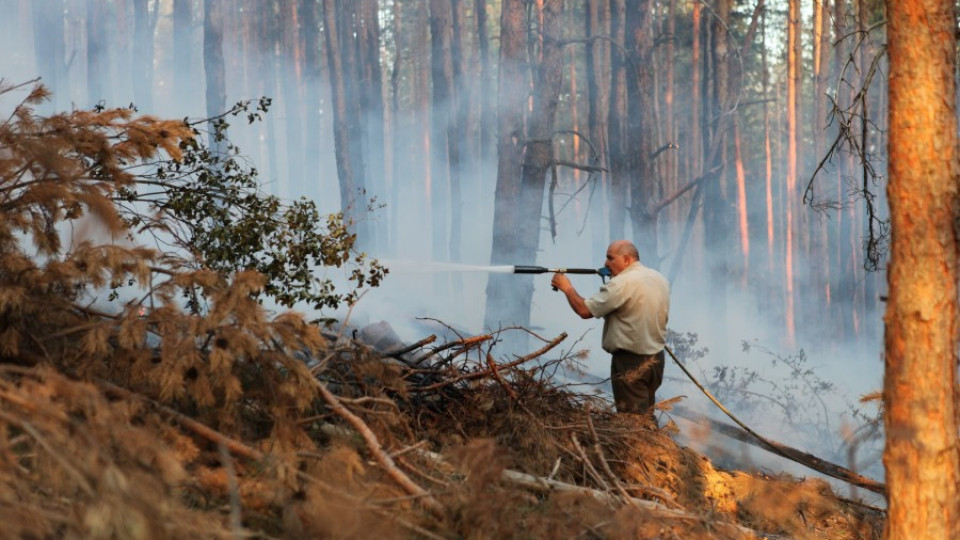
[584, 261, 670, 355]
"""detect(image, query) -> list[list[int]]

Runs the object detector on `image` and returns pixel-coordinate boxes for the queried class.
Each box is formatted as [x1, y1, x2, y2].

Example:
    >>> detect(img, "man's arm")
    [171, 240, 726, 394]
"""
[551, 273, 593, 319]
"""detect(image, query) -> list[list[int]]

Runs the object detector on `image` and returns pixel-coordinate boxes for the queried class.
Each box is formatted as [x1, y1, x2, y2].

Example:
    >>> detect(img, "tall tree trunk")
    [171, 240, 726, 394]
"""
[280, 0, 303, 199]
[607, 0, 627, 239]
[429, 0, 454, 263]
[485, 0, 527, 333]
[784, 0, 800, 344]
[257, 0, 280, 191]
[358, 0, 386, 251]
[474, 0, 494, 162]
[86, 0, 108, 107]
[31, 0, 66, 111]
[625, 0, 659, 265]
[301, 0, 323, 199]
[733, 115, 748, 282]
[173, 0, 194, 109]
[701, 0, 734, 300]
[586, 0, 611, 247]
[203, 0, 226, 153]
[689, 1, 701, 179]
[132, 0, 155, 111]
[883, 0, 960, 537]
[322, 0, 367, 244]
[450, 0, 471, 263]
[664, 0, 677, 238]
[762, 7, 774, 279]
[484, 0, 565, 341]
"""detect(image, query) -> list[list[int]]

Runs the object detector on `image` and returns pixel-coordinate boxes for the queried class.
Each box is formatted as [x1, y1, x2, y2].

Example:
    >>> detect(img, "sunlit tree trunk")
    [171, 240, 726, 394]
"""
[689, 1, 701, 179]
[607, 0, 627, 239]
[762, 8, 774, 279]
[811, 0, 831, 313]
[733, 115, 748, 283]
[883, 0, 960, 537]
[784, 0, 800, 344]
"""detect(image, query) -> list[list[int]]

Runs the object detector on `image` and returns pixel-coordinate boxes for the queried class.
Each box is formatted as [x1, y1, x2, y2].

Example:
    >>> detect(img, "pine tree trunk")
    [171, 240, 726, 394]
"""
[301, 0, 323, 200]
[322, 0, 367, 245]
[31, 0, 66, 111]
[884, 1, 960, 537]
[172, 0, 194, 110]
[203, 0, 226, 152]
[585, 0, 611, 247]
[132, 0, 154, 111]
[485, 0, 565, 342]
[607, 0, 627, 239]
[784, 0, 800, 344]
[358, 0, 386, 251]
[429, 0, 453, 264]
[87, 0, 108, 107]
[625, 0, 659, 265]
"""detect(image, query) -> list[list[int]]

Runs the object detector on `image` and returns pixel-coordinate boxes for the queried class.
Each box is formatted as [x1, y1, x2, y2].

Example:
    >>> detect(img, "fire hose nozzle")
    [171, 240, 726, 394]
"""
[510, 265, 611, 290]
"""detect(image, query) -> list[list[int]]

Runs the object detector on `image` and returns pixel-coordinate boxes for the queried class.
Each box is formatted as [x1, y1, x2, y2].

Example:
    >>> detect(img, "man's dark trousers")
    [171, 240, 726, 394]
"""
[611, 349, 665, 417]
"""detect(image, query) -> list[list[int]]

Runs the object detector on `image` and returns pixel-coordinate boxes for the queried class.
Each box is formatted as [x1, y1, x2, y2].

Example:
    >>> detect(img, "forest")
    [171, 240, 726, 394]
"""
[1, 0, 959, 538]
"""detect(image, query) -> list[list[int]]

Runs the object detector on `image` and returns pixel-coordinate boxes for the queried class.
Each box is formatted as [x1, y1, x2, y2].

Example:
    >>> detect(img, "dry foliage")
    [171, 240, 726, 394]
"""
[0, 83, 884, 539]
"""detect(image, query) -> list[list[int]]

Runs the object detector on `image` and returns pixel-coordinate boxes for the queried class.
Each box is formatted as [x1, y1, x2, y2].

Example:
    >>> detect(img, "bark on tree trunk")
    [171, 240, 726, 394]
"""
[883, 1, 960, 537]
[31, 0, 66, 111]
[607, 0, 627, 240]
[203, 0, 226, 153]
[132, 0, 155, 111]
[172, 0, 193, 110]
[626, 0, 659, 266]
[429, 0, 454, 264]
[301, 0, 323, 199]
[87, 0, 108, 107]
[586, 0, 611, 248]
[484, 0, 565, 343]
[322, 0, 368, 245]
[784, 0, 800, 344]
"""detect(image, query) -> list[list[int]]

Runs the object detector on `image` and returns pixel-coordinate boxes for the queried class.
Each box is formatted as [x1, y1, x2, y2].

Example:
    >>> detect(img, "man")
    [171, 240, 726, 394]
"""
[551, 240, 670, 419]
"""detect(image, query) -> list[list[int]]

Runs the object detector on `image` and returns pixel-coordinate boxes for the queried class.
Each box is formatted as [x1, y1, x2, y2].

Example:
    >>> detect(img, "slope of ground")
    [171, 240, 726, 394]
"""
[0, 318, 884, 540]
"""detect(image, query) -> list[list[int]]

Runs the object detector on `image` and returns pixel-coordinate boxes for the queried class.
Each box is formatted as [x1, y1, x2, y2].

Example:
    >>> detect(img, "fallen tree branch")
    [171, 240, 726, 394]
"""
[308, 370, 444, 515]
[665, 346, 887, 497]
[413, 332, 568, 392]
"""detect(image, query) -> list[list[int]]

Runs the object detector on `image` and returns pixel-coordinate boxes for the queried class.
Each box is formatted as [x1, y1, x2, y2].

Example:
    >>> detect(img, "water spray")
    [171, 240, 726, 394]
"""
[380, 260, 610, 279]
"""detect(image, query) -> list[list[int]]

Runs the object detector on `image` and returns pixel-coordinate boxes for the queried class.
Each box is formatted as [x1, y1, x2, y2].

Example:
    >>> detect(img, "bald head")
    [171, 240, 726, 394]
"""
[609, 240, 639, 261]
[605, 240, 639, 276]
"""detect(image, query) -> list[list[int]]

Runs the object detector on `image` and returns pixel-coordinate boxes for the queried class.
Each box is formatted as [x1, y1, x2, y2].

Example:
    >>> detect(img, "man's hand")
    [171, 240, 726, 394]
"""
[551, 272, 572, 292]
[552, 272, 592, 319]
